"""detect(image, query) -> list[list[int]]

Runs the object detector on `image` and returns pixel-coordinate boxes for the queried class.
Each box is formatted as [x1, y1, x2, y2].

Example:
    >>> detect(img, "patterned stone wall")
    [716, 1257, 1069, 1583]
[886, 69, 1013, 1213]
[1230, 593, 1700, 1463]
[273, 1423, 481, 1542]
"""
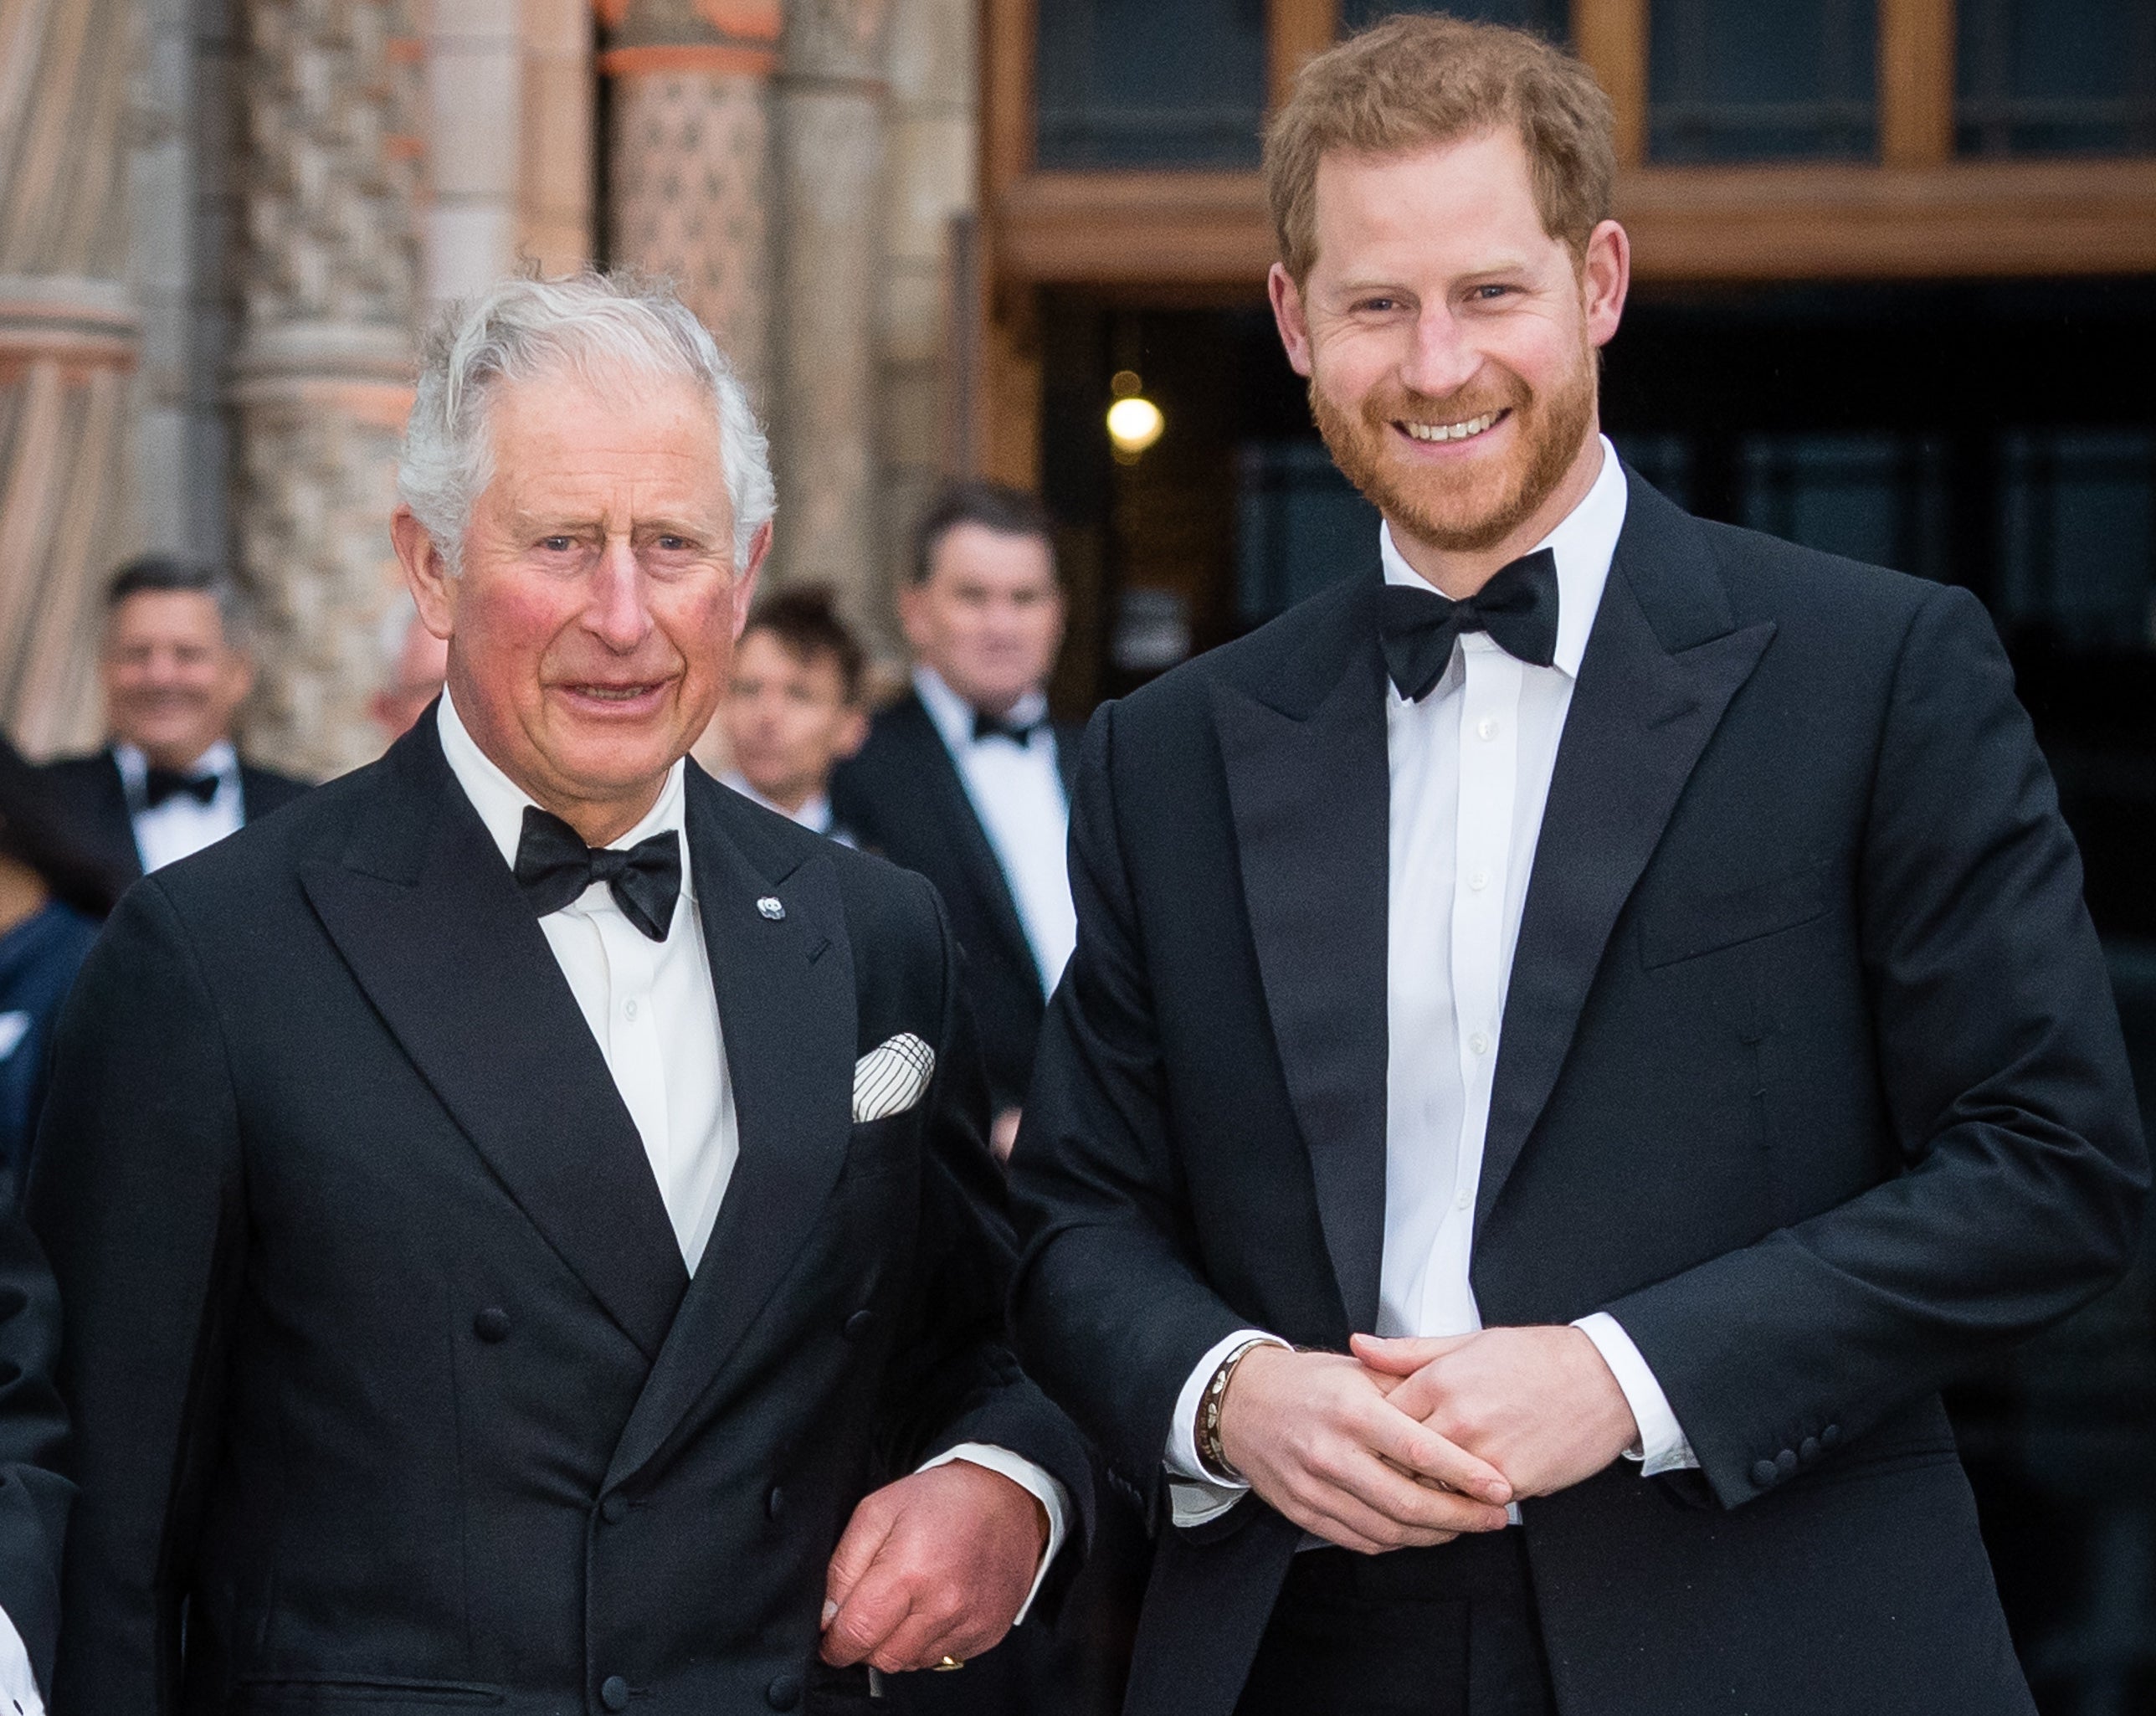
[232, 0, 423, 779]
[0, 0, 141, 757]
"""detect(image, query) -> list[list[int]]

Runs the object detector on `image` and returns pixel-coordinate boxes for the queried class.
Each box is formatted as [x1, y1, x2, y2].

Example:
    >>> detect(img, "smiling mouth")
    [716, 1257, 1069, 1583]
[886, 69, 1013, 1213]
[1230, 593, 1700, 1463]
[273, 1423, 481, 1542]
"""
[565, 682, 665, 703]
[1399, 409, 1507, 444]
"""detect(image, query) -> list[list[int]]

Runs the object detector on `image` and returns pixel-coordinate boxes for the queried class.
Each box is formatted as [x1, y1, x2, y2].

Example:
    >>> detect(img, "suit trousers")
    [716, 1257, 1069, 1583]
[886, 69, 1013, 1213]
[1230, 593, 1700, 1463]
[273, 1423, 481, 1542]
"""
[1232, 1534, 1556, 1716]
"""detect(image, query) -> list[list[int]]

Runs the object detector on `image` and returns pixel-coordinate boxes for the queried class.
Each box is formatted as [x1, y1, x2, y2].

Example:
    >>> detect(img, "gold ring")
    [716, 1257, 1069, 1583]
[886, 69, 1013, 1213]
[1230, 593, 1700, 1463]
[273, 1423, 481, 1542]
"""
[934, 1656, 965, 1672]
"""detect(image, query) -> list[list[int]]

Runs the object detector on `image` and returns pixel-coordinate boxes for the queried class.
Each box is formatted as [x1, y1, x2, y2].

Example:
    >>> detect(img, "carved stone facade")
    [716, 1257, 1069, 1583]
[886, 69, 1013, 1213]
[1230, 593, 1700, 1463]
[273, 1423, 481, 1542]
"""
[2, 0, 979, 772]
[231, 0, 424, 779]
[0, 0, 141, 756]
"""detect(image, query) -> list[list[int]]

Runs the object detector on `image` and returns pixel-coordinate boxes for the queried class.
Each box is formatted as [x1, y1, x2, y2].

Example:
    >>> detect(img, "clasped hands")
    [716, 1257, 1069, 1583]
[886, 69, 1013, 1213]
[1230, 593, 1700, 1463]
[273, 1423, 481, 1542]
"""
[1216, 1327, 1641, 1554]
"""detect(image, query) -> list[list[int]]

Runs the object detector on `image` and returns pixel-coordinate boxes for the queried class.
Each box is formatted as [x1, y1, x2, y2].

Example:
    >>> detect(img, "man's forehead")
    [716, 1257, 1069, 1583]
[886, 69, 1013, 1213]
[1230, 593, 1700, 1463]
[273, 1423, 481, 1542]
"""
[109, 589, 224, 639]
[1311, 131, 1551, 264]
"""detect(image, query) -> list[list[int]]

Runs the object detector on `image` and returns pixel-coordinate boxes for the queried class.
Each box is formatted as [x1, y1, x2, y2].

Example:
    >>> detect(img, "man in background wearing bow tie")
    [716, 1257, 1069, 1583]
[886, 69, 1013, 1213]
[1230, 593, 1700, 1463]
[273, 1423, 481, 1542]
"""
[40, 557, 309, 879]
[28, 272, 1091, 1713]
[1009, 17, 2143, 1716]
[833, 481, 1079, 1164]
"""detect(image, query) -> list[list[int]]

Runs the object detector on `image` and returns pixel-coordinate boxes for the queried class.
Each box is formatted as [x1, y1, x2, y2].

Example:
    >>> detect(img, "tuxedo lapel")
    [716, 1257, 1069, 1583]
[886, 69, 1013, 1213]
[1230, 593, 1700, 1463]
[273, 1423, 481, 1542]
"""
[891, 696, 1037, 979]
[1475, 477, 1776, 1228]
[1211, 578, 1392, 1336]
[604, 770, 856, 1490]
[300, 715, 687, 1359]
[95, 752, 144, 880]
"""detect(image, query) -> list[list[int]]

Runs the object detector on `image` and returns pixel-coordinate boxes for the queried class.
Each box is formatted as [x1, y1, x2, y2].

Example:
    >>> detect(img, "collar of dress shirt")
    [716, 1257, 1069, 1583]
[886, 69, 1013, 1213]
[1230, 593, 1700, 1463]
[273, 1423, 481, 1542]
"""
[913, 664, 1049, 752]
[436, 688, 695, 904]
[719, 769, 832, 835]
[114, 737, 239, 796]
[1377, 432, 1628, 681]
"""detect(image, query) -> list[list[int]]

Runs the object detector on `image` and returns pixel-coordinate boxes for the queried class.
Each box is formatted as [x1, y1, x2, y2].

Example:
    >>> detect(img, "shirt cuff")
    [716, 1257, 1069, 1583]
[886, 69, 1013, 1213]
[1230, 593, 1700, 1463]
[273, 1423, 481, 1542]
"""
[921, 1444, 1070, 1625]
[0, 1600, 43, 1714]
[1573, 1312, 1699, 1476]
[1161, 1328, 1288, 1528]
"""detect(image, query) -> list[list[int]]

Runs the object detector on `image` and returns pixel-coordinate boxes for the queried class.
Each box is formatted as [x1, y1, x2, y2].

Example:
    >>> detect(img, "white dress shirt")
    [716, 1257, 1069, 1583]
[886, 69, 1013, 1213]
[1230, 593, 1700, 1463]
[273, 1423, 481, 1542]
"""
[718, 771, 853, 847]
[914, 668, 1078, 997]
[117, 738, 244, 873]
[439, 693, 1066, 1612]
[1164, 439, 1697, 1526]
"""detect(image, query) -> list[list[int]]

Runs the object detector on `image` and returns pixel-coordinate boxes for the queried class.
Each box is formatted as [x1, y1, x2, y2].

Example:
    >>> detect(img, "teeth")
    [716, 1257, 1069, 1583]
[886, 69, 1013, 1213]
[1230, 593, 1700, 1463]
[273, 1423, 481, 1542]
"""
[580, 685, 652, 701]
[1404, 412, 1500, 443]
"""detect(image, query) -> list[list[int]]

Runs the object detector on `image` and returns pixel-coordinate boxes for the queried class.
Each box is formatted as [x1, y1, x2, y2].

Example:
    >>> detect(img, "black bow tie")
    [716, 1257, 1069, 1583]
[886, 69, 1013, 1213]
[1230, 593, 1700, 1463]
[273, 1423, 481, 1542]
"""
[973, 708, 1043, 747]
[1378, 548, 1561, 701]
[512, 808, 681, 943]
[142, 767, 221, 809]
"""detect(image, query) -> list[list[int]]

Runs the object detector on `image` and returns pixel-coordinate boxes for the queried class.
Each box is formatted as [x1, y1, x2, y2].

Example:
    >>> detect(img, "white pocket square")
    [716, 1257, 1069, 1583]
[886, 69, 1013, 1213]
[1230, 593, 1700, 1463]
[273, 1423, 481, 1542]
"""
[853, 1033, 936, 1123]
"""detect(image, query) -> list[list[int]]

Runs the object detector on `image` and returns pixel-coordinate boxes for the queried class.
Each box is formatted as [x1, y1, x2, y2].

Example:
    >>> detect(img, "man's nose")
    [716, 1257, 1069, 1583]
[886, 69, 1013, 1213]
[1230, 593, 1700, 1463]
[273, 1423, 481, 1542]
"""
[586, 539, 655, 650]
[1399, 306, 1482, 403]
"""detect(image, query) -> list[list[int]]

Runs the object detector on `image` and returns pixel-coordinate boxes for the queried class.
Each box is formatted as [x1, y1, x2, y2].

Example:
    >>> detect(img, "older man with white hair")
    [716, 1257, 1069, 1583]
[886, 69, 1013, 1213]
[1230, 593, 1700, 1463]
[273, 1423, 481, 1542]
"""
[28, 272, 1091, 1714]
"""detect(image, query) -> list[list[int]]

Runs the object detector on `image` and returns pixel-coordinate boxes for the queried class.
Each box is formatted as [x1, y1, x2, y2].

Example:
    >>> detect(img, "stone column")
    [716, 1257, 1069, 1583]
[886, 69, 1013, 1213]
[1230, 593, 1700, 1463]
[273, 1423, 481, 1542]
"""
[425, 0, 525, 311]
[603, 0, 780, 401]
[519, 0, 597, 273]
[232, 0, 424, 779]
[769, 0, 890, 643]
[0, 0, 141, 758]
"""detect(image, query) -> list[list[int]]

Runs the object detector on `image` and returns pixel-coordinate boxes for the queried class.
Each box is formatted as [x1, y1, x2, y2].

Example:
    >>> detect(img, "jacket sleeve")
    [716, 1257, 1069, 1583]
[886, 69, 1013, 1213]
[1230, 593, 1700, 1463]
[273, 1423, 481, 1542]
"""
[0, 1200, 71, 1700]
[27, 880, 247, 1713]
[1607, 582, 2148, 1508]
[1005, 704, 1255, 1525]
[870, 873, 1096, 1561]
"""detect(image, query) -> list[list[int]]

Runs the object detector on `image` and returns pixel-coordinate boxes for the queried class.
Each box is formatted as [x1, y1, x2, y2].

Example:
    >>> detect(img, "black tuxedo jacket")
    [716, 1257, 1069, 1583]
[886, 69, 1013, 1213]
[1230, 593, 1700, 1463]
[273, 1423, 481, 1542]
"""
[831, 693, 1081, 1112]
[28, 709, 1091, 1715]
[1009, 472, 2148, 1716]
[41, 747, 310, 880]
[0, 1203, 69, 1699]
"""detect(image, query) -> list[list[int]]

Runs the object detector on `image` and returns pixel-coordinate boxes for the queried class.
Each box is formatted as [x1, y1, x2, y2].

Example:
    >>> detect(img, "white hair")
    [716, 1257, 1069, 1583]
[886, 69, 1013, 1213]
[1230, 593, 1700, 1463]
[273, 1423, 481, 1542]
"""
[397, 271, 775, 573]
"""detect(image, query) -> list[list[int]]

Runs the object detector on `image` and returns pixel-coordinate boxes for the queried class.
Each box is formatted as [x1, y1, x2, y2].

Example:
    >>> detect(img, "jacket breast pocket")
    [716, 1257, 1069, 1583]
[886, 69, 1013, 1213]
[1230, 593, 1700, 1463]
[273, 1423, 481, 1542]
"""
[844, 1112, 916, 1182]
[1640, 858, 1832, 970]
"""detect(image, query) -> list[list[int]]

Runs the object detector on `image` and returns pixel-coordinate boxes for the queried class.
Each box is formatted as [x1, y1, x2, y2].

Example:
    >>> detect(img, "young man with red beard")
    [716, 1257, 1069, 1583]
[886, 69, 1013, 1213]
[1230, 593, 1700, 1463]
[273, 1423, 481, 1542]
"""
[1006, 15, 2144, 1716]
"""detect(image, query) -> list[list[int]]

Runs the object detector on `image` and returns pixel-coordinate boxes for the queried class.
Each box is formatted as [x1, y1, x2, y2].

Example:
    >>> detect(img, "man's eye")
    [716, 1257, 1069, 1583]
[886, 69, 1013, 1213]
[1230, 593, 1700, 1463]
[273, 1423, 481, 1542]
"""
[1472, 285, 1512, 301]
[1358, 297, 1399, 313]
[655, 536, 690, 552]
[540, 537, 577, 552]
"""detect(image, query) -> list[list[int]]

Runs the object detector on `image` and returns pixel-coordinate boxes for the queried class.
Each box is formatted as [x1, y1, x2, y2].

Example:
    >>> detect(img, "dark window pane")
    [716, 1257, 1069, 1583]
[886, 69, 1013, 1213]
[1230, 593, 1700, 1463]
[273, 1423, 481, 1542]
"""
[1235, 441, 1379, 621]
[1739, 432, 1948, 577]
[1998, 429, 2156, 647]
[1338, 0, 1567, 39]
[1957, 0, 2156, 158]
[1036, 0, 1268, 168]
[1610, 432, 1693, 511]
[1648, 0, 1877, 162]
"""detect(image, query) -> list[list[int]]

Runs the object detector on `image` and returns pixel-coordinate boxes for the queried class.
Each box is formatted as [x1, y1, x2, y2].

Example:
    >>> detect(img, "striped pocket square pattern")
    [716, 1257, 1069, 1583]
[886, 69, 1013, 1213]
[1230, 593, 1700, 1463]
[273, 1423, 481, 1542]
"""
[852, 1033, 936, 1123]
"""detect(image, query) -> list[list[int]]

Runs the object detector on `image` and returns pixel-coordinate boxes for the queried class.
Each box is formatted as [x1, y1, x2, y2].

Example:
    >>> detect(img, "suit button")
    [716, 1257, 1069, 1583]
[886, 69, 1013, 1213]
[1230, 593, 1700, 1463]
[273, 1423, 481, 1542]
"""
[767, 1672, 803, 1710]
[1751, 1458, 1779, 1488]
[600, 1676, 632, 1712]
[1820, 1423, 1842, 1448]
[767, 1485, 785, 1521]
[601, 1493, 629, 1525]
[844, 1310, 875, 1342]
[1775, 1448, 1799, 1477]
[473, 1308, 511, 1344]
[1799, 1436, 1820, 1464]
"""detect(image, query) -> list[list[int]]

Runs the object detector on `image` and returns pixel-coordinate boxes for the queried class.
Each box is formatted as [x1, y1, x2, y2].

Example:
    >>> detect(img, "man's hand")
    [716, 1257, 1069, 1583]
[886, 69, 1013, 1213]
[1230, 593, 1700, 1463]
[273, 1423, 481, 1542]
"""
[1351, 1326, 1640, 1501]
[820, 1462, 1048, 1672]
[1216, 1344, 1513, 1555]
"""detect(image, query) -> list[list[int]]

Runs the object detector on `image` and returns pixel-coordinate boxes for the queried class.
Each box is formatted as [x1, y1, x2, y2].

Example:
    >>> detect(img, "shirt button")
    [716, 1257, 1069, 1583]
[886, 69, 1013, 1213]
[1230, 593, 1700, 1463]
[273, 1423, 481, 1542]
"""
[1469, 1031, 1492, 1056]
[1476, 717, 1499, 740]
[1455, 1189, 1471, 1211]
[624, 999, 638, 1021]
[1468, 869, 1490, 891]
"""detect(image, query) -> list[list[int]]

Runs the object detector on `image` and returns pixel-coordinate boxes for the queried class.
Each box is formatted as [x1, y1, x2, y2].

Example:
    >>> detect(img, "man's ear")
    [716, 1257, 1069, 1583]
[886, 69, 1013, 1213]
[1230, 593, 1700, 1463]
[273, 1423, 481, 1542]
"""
[1581, 218, 1630, 351]
[1269, 263, 1316, 379]
[393, 507, 456, 640]
[732, 521, 774, 640]
[834, 706, 870, 763]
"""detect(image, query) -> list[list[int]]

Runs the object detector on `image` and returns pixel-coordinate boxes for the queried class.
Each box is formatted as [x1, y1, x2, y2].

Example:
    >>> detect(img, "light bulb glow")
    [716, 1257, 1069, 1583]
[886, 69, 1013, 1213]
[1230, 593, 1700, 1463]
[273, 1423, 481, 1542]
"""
[1106, 395, 1165, 455]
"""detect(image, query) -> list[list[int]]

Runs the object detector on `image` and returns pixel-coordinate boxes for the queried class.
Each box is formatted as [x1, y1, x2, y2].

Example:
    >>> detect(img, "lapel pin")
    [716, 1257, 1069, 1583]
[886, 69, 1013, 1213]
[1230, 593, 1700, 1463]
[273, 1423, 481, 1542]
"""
[757, 896, 786, 922]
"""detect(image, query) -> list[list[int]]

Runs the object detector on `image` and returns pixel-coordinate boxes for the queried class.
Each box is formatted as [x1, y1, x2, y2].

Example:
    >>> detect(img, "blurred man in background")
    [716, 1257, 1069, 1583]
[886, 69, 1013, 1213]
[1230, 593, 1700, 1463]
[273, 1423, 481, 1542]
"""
[833, 482, 1075, 1162]
[41, 556, 307, 878]
[719, 586, 868, 843]
[371, 590, 451, 743]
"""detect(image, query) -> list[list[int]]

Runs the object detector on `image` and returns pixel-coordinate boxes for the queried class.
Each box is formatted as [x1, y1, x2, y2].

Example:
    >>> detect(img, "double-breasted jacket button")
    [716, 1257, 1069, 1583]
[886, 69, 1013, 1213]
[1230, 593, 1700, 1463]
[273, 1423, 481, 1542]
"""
[1751, 1458, 1780, 1489]
[766, 1671, 803, 1709]
[766, 1485, 785, 1521]
[1820, 1423, 1842, 1448]
[473, 1308, 511, 1344]
[1799, 1435, 1821, 1464]
[1774, 1447, 1799, 1477]
[844, 1309, 875, 1342]
[600, 1493, 629, 1526]
[599, 1674, 632, 1711]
